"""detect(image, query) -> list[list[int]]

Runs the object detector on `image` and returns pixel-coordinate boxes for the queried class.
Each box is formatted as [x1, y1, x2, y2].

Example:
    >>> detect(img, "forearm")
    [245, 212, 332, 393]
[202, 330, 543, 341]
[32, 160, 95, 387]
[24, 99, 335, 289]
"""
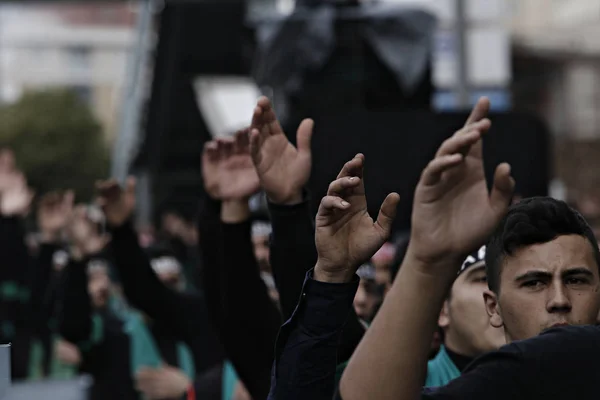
[59, 259, 93, 343]
[269, 270, 358, 400]
[340, 252, 458, 400]
[110, 221, 171, 318]
[268, 195, 318, 320]
[220, 215, 281, 399]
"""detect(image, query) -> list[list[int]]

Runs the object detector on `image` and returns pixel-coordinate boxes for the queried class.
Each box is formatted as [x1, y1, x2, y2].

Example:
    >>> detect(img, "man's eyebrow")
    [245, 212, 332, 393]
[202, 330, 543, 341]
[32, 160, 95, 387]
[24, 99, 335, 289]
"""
[514, 270, 553, 282]
[562, 268, 594, 279]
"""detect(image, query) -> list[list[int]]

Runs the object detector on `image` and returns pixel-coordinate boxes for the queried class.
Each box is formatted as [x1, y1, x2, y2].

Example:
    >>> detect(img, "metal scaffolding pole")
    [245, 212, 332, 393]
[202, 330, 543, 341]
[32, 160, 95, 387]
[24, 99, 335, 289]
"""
[111, 0, 157, 182]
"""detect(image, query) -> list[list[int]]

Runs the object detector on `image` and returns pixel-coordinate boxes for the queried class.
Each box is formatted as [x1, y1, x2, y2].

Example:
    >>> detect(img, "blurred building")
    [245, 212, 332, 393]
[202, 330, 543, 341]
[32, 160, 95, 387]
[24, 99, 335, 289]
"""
[510, 0, 600, 199]
[0, 2, 137, 142]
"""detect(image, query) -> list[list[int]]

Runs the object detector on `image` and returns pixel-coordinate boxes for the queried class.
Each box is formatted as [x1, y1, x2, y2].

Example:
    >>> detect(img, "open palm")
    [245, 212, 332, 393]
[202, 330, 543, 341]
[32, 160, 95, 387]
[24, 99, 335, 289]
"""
[410, 98, 515, 266]
[250, 96, 313, 204]
[202, 129, 260, 201]
[315, 154, 400, 279]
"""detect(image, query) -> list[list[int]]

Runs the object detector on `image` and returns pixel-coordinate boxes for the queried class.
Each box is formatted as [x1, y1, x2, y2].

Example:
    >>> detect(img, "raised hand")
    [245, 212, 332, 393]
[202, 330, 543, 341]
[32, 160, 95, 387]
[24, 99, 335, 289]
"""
[38, 190, 74, 242]
[250, 96, 313, 205]
[0, 172, 34, 217]
[96, 177, 136, 227]
[408, 97, 515, 268]
[67, 205, 108, 258]
[202, 129, 260, 201]
[314, 154, 400, 282]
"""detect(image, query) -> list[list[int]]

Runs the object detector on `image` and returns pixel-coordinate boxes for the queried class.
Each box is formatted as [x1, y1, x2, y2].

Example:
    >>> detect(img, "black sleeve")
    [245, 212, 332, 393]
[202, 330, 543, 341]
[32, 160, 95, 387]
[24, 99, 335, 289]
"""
[199, 197, 281, 400]
[29, 243, 62, 335]
[0, 216, 34, 379]
[0, 216, 32, 329]
[267, 196, 366, 362]
[268, 271, 359, 400]
[109, 221, 223, 374]
[59, 258, 93, 343]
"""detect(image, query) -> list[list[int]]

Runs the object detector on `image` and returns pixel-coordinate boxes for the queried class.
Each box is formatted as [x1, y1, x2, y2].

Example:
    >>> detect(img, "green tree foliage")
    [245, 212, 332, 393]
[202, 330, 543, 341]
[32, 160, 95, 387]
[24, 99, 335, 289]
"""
[0, 89, 110, 200]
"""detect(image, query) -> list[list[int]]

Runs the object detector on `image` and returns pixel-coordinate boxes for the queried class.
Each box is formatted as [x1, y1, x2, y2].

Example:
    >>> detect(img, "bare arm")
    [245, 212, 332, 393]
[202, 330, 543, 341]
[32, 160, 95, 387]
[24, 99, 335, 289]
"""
[339, 98, 515, 400]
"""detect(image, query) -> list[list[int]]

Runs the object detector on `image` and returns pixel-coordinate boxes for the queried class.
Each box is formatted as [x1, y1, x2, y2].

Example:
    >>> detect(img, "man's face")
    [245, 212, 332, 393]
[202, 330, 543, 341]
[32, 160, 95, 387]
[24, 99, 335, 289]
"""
[88, 269, 110, 309]
[157, 271, 183, 292]
[252, 234, 271, 272]
[439, 263, 505, 356]
[484, 234, 600, 342]
[353, 279, 381, 321]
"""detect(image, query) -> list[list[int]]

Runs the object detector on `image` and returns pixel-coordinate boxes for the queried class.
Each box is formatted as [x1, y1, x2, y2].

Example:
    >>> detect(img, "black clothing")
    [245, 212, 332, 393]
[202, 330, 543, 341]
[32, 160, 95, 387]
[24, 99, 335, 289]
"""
[199, 197, 281, 400]
[267, 196, 367, 362]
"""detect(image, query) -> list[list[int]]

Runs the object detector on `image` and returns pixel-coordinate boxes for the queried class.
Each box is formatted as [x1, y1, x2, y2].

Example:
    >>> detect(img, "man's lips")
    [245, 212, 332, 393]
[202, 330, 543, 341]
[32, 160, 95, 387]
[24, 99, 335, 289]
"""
[551, 322, 569, 328]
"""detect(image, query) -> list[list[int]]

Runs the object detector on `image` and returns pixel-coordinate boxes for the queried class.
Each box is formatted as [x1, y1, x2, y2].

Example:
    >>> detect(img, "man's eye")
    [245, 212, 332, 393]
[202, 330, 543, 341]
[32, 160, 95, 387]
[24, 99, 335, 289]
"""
[522, 280, 543, 288]
[566, 277, 587, 285]
[473, 276, 487, 283]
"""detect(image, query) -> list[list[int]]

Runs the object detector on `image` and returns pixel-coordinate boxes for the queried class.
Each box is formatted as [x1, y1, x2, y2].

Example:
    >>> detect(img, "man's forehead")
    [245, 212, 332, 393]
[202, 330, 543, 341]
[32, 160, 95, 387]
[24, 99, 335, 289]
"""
[502, 235, 597, 276]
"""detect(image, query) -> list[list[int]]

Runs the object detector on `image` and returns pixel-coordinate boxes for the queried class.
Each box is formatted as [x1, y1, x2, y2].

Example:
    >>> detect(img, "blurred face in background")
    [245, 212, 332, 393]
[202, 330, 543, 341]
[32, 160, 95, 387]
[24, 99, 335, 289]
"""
[252, 221, 272, 272]
[439, 263, 505, 356]
[252, 235, 271, 272]
[152, 256, 185, 292]
[88, 262, 111, 309]
[353, 278, 381, 321]
[371, 242, 396, 287]
[161, 212, 186, 238]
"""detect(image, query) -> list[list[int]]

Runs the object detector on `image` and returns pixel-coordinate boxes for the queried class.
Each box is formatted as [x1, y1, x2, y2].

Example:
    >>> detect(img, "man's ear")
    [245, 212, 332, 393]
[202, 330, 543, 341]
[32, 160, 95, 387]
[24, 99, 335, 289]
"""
[438, 300, 450, 329]
[484, 289, 504, 328]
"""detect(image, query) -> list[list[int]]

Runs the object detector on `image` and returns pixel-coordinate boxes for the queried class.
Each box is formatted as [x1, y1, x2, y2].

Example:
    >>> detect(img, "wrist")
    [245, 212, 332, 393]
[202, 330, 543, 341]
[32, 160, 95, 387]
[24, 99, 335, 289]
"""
[401, 246, 464, 281]
[267, 190, 303, 206]
[221, 199, 250, 223]
[314, 260, 355, 283]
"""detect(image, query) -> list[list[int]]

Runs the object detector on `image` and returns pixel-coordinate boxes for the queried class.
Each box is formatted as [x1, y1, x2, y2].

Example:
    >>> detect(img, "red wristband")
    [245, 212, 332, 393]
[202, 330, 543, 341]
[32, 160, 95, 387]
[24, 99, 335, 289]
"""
[187, 385, 196, 400]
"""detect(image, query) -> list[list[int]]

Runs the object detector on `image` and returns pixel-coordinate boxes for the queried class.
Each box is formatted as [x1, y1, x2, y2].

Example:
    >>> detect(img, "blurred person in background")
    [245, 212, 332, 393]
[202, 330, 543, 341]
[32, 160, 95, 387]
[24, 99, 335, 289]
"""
[200, 129, 281, 400]
[427, 245, 505, 387]
[251, 219, 272, 273]
[371, 242, 396, 289]
[94, 178, 225, 400]
[354, 263, 382, 322]
[160, 210, 201, 291]
[0, 151, 36, 380]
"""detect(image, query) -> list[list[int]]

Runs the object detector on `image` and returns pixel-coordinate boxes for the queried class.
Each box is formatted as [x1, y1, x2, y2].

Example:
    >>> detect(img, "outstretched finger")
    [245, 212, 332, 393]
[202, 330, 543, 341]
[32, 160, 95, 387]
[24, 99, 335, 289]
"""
[375, 192, 400, 237]
[233, 128, 250, 154]
[203, 141, 219, 161]
[249, 128, 262, 165]
[318, 195, 351, 216]
[327, 176, 361, 196]
[252, 96, 284, 137]
[420, 154, 464, 186]
[489, 162, 515, 216]
[436, 126, 484, 158]
[464, 97, 490, 126]
[336, 154, 364, 180]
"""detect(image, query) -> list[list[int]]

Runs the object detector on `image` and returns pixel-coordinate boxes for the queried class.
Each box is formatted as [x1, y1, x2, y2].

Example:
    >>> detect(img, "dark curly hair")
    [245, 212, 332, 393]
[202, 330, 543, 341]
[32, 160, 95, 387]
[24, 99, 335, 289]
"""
[485, 197, 600, 294]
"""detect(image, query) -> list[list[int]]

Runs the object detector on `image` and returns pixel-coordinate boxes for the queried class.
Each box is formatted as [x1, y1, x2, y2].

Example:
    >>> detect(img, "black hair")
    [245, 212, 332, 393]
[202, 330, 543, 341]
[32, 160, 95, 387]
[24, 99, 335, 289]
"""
[485, 197, 600, 294]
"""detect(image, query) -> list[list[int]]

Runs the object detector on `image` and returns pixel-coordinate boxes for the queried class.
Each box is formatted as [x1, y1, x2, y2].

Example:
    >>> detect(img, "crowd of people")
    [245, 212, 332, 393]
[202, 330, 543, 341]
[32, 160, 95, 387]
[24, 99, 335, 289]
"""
[1, 95, 599, 400]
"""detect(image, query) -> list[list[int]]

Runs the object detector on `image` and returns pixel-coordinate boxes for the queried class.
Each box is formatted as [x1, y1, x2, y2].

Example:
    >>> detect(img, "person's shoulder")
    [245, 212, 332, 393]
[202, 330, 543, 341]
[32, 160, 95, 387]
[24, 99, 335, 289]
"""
[513, 324, 600, 355]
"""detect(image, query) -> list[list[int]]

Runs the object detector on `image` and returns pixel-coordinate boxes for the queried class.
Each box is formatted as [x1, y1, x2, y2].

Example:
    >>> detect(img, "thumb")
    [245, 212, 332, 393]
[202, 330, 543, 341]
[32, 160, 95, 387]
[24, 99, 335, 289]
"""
[296, 119, 314, 155]
[489, 163, 515, 217]
[375, 192, 400, 238]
